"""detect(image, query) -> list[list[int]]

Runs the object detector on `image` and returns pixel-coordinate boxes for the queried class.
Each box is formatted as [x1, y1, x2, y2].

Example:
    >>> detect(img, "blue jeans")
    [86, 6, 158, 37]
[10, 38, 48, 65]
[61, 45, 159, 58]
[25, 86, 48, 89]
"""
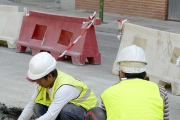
[34, 103, 87, 120]
[85, 107, 106, 120]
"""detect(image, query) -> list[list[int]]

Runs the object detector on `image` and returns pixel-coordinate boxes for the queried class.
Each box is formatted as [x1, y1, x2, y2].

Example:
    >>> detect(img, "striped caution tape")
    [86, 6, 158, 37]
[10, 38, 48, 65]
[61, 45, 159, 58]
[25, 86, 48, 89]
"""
[56, 12, 97, 61]
[117, 19, 129, 40]
[24, 7, 29, 16]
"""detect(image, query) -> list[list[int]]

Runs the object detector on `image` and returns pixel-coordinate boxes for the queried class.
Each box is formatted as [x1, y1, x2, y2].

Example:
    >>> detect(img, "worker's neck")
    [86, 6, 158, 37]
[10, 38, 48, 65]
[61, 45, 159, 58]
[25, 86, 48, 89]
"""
[49, 77, 57, 88]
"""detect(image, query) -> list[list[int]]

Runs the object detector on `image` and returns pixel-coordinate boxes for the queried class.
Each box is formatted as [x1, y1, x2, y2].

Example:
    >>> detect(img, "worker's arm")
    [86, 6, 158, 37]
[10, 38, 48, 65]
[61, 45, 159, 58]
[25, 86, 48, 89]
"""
[159, 85, 169, 120]
[37, 85, 80, 120]
[18, 85, 38, 120]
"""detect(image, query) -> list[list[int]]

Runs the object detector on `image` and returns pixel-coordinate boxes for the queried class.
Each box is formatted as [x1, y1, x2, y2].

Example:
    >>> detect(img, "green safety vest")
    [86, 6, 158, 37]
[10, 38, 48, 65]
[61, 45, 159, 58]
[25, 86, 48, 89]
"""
[101, 79, 163, 120]
[35, 71, 98, 110]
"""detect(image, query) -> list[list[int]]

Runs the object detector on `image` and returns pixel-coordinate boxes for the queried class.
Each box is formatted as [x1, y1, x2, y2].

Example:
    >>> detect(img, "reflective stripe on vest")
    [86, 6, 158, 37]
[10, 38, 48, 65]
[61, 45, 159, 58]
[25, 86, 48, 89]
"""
[74, 89, 91, 103]
[101, 79, 164, 120]
[35, 71, 98, 110]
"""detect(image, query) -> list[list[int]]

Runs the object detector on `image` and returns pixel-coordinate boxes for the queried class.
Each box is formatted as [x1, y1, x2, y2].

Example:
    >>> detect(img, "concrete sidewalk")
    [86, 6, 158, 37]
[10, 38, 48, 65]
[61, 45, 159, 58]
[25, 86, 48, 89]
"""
[1, 0, 180, 35]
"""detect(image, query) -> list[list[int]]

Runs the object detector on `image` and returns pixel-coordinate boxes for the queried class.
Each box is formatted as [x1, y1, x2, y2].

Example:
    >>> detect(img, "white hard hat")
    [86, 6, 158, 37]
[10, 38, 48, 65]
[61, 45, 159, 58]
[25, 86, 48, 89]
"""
[117, 45, 147, 73]
[27, 52, 57, 82]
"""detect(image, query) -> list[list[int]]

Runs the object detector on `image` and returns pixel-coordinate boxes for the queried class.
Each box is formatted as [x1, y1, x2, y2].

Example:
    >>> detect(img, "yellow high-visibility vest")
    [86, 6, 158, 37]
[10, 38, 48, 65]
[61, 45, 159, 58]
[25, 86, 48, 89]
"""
[101, 79, 163, 120]
[35, 71, 98, 110]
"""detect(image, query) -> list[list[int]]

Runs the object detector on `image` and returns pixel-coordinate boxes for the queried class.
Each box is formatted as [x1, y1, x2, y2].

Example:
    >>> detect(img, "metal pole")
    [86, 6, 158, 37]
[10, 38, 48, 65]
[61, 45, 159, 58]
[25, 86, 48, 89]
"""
[99, 0, 104, 23]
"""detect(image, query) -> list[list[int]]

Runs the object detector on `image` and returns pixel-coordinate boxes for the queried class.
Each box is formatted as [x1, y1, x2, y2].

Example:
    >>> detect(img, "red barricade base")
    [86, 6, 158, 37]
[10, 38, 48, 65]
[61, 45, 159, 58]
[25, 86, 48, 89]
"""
[16, 11, 101, 65]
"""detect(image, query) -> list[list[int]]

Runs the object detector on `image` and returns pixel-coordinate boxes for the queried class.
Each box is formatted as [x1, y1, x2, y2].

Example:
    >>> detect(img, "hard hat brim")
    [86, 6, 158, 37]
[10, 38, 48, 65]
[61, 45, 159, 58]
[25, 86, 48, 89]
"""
[26, 77, 37, 82]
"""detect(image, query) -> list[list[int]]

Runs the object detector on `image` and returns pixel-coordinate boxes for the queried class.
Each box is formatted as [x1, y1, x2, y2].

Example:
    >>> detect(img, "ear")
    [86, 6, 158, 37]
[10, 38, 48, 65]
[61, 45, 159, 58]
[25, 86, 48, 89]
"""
[47, 74, 53, 79]
[119, 71, 125, 80]
[144, 72, 149, 81]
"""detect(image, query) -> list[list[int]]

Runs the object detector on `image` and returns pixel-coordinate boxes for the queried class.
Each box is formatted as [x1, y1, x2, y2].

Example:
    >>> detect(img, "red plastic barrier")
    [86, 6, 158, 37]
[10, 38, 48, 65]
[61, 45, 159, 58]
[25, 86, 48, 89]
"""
[16, 11, 101, 65]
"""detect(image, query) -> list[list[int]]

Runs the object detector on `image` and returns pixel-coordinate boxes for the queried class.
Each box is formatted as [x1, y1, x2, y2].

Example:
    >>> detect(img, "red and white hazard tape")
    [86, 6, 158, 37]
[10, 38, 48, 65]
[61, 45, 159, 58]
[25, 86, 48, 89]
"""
[117, 19, 129, 40]
[24, 7, 29, 16]
[56, 12, 97, 61]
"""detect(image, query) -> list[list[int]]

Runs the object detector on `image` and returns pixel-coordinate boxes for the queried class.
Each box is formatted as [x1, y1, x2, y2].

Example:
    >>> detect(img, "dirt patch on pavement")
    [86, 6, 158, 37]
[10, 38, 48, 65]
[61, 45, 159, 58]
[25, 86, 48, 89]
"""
[0, 103, 35, 120]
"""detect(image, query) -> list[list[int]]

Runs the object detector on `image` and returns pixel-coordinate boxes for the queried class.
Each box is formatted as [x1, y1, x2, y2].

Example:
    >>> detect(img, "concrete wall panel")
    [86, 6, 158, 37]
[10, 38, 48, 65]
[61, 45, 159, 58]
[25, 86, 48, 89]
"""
[0, 5, 24, 48]
[112, 23, 180, 95]
[0, 5, 18, 12]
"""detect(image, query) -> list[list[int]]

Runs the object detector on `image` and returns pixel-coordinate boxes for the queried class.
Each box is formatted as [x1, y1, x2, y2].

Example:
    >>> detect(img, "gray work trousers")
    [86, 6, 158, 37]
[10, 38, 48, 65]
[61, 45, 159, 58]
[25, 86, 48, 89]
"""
[34, 103, 87, 120]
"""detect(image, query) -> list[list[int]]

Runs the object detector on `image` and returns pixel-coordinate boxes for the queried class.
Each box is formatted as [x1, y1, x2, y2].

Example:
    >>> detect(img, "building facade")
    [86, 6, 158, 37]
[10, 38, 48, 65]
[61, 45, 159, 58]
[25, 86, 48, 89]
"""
[76, 0, 180, 21]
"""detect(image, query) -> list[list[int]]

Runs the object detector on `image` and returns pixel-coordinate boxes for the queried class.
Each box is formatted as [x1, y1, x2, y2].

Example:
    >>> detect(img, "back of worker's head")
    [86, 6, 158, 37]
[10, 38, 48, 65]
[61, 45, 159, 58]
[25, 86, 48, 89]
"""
[117, 45, 147, 79]
[27, 52, 57, 82]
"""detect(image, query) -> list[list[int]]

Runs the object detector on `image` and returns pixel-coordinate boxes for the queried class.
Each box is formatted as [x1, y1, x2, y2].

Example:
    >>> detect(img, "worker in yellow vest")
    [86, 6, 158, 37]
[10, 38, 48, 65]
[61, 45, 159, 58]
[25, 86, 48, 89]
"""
[85, 45, 169, 120]
[18, 52, 98, 120]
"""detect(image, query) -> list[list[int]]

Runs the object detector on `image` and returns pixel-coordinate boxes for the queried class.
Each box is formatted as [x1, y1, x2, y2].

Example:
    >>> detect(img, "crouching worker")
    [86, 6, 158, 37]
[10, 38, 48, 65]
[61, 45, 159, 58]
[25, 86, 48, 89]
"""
[18, 52, 98, 120]
[85, 45, 169, 120]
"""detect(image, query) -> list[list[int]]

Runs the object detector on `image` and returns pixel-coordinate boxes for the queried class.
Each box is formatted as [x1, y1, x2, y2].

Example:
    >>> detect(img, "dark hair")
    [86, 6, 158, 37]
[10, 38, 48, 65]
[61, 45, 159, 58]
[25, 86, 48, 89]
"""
[125, 72, 146, 79]
[43, 69, 58, 79]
